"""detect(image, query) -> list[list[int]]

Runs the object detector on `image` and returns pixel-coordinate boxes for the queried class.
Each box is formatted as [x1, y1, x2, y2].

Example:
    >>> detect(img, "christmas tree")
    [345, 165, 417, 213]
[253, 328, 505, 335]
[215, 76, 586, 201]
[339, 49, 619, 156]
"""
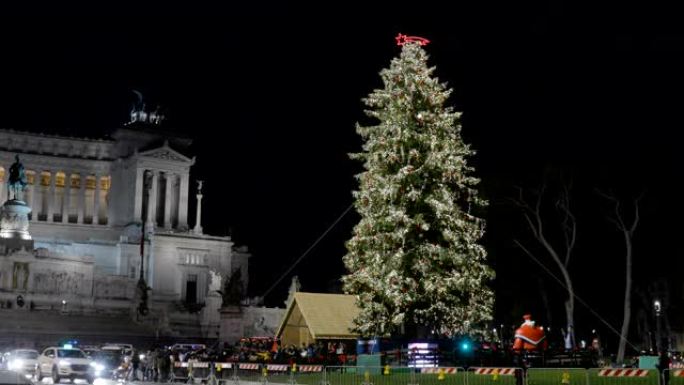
[342, 38, 494, 338]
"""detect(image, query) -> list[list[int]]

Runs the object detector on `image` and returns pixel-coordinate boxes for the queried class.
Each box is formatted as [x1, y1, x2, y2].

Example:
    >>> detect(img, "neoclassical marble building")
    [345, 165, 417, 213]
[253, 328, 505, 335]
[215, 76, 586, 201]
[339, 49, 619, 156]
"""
[0, 111, 255, 345]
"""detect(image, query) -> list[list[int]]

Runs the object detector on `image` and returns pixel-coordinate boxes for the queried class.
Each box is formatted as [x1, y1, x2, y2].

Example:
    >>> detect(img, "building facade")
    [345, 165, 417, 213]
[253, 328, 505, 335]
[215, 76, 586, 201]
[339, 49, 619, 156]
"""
[0, 118, 252, 345]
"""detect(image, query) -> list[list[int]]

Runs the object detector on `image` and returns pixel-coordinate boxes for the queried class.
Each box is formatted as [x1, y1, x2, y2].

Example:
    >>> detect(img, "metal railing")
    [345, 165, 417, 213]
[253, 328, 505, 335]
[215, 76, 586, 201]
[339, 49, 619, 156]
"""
[587, 368, 659, 385]
[527, 367, 588, 385]
[467, 367, 522, 385]
[165, 362, 678, 385]
[667, 369, 684, 385]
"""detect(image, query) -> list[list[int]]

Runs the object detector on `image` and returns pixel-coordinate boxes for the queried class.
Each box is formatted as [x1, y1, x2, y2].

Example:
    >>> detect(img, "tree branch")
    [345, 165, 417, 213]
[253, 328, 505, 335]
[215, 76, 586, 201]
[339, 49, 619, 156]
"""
[596, 189, 642, 235]
[513, 180, 578, 349]
[629, 193, 643, 235]
[596, 189, 641, 363]
[556, 183, 576, 267]
[511, 184, 567, 271]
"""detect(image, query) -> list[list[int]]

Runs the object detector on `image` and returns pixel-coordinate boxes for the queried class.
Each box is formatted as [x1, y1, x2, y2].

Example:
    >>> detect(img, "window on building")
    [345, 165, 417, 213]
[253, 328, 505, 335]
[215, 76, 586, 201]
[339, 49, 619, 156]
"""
[186, 274, 198, 304]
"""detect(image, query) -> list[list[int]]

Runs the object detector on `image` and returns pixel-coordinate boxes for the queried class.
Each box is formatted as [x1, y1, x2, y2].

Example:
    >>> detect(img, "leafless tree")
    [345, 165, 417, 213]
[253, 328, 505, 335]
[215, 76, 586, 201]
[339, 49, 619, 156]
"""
[537, 277, 553, 328]
[512, 182, 577, 349]
[598, 191, 641, 364]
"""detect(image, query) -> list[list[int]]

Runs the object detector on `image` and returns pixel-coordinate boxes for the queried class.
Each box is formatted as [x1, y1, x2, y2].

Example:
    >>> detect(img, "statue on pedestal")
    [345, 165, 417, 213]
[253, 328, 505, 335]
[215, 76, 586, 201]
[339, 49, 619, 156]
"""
[220, 269, 244, 307]
[0, 155, 33, 246]
[209, 270, 222, 294]
[7, 155, 27, 201]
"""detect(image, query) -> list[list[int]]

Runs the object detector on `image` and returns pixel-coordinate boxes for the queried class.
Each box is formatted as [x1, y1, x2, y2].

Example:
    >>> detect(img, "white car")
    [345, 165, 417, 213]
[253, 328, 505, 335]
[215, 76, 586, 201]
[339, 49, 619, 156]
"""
[101, 344, 133, 358]
[35, 347, 95, 384]
[5, 349, 39, 377]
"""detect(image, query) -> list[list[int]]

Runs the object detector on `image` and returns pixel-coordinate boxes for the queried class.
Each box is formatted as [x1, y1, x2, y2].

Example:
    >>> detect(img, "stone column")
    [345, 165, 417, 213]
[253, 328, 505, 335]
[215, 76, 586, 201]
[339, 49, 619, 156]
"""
[62, 173, 71, 223]
[178, 173, 189, 230]
[52, 172, 62, 222]
[28, 177, 36, 221]
[47, 171, 55, 222]
[0, 166, 5, 204]
[134, 168, 144, 223]
[93, 173, 101, 225]
[146, 170, 158, 229]
[193, 181, 203, 235]
[163, 172, 173, 229]
[78, 173, 86, 224]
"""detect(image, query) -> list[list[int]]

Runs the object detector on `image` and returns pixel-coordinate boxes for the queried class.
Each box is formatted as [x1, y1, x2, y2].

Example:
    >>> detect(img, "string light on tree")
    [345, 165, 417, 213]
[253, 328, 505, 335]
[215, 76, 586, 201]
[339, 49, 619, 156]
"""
[343, 35, 494, 338]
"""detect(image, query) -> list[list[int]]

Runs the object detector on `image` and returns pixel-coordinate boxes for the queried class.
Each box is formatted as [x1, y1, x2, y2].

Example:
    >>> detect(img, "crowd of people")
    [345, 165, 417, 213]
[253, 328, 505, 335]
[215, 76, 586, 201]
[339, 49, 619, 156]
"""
[105, 346, 213, 382]
[216, 338, 355, 365]
[119, 338, 354, 380]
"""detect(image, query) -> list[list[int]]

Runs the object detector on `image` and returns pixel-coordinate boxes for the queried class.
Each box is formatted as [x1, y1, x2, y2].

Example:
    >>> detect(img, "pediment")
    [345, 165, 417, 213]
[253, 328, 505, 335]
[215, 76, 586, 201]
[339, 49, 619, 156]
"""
[138, 144, 193, 164]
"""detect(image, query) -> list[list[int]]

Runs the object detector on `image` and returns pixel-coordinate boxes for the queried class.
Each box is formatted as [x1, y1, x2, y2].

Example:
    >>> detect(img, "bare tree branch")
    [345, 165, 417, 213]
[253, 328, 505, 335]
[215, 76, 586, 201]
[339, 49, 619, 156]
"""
[512, 181, 577, 348]
[556, 184, 576, 268]
[596, 189, 641, 234]
[511, 183, 574, 274]
[597, 189, 641, 364]
[629, 193, 644, 235]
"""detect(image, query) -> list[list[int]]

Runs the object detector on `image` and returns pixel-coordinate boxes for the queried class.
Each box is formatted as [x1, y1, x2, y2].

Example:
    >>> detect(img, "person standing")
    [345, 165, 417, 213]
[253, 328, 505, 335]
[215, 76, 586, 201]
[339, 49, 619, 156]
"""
[130, 350, 141, 381]
[160, 350, 171, 382]
[154, 349, 163, 382]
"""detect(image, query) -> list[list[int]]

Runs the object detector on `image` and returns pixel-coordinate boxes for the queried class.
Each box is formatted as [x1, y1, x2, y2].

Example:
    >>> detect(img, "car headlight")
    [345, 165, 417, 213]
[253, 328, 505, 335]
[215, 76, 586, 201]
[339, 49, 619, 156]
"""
[89, 362, 105, 371]
[8, 359, 23, 370]
[58, 360, 70, 366]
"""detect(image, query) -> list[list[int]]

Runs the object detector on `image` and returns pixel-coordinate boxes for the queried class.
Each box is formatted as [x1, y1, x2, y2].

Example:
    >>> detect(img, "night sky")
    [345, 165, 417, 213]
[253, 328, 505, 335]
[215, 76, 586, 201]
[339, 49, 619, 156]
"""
[1, 3, 683, 349]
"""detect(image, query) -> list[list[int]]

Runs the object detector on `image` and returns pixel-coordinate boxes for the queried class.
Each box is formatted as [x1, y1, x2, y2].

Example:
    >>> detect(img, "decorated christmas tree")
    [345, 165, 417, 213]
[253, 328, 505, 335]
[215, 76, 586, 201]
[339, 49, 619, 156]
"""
[343, 36, 494, 338]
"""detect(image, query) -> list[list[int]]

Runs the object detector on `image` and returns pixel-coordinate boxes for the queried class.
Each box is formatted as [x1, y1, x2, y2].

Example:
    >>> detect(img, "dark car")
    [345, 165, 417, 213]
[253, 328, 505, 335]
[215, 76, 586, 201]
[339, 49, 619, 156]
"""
[89, 350, 124, 379]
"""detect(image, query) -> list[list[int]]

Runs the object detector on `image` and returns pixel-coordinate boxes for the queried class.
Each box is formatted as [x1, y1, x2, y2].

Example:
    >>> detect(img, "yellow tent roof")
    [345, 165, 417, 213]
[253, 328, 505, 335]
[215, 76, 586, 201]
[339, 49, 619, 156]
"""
[276, 292, 361, 340]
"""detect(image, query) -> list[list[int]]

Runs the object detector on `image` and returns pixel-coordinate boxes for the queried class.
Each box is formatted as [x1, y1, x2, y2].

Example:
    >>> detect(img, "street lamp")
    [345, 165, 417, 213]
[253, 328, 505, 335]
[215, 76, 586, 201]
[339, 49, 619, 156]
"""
[654, 299, 662, 354]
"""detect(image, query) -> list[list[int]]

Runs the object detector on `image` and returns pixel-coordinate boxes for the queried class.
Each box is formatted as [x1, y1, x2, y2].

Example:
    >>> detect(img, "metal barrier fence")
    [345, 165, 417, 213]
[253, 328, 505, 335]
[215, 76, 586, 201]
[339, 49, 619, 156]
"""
[166, 362, 678, 385]
[235, 362, 263, 383]
[667, 369, 684, 385]
[214, 363, 235, 384]
[170, 361, 214, 383]
[327, 366, 408, 385]
[170, 362, 189, 382]
[467, 367, 522, 385]
[417, 366, 465, 385]
[291, 364, 325, 385]
[527, 368, 588, 385]
[325, 365, 466, 385]
[263, 364, 291, 384]
[587, 369, 659, 385]
[205, 362, 325, 385]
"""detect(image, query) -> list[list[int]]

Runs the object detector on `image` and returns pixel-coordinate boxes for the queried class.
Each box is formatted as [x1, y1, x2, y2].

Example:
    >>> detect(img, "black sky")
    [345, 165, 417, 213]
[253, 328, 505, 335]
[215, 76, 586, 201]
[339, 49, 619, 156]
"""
[1, 2, 683, 348]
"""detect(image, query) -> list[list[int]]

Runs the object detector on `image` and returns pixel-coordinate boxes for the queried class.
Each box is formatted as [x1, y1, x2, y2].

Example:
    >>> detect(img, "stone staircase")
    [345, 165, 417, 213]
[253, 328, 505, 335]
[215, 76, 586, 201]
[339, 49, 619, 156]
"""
[0, 308, 157, 348]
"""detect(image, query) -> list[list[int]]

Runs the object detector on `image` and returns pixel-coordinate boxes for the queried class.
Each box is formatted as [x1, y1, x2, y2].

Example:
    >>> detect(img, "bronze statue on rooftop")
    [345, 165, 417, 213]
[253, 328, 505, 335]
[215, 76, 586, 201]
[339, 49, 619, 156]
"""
[7, 155, 27, 201]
